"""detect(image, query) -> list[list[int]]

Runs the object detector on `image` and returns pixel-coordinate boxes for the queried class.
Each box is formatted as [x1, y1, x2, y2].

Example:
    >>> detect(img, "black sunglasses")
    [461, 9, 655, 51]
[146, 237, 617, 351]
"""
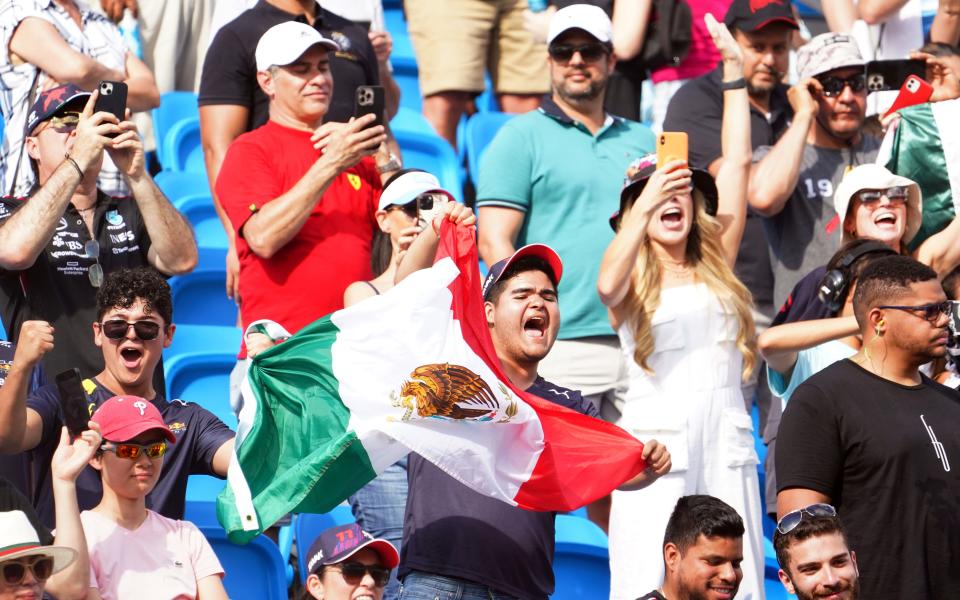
[776, 503, 837, 535]
[548, 42, 609, 62]
[2, 556, 55, 585]
[817, 73, 866, 97]
[100, 319, 162, 340]
[328, 562, 390, 587]
[877, 300, 954, 323]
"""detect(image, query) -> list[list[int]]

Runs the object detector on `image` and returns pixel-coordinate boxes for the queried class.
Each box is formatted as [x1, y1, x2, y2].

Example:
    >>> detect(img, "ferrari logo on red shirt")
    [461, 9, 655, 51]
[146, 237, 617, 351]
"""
[347, 173, 362, 191]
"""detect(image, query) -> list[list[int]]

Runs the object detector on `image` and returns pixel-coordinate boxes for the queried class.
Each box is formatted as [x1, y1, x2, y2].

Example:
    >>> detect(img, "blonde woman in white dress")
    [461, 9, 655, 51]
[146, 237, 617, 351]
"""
[597, 14, 764, 600]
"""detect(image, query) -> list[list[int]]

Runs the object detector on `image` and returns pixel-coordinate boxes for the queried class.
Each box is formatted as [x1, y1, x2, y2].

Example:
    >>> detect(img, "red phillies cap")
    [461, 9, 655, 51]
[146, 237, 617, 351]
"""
[91, 395, 176, 444]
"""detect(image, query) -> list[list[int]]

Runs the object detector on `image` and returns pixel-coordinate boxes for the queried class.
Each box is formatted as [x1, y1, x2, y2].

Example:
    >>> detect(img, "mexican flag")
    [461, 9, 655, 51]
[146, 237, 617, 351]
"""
[217, 223, 648, 543]
[880, 99, 960, 250]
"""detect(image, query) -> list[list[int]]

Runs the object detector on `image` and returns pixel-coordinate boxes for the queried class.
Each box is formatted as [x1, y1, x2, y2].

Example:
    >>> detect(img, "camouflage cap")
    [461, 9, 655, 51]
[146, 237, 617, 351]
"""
[797, 32, 864, 81]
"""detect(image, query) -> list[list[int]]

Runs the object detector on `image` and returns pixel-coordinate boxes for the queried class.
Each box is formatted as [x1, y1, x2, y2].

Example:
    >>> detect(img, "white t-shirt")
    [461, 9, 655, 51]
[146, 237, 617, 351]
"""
[82, 509, 224, 600]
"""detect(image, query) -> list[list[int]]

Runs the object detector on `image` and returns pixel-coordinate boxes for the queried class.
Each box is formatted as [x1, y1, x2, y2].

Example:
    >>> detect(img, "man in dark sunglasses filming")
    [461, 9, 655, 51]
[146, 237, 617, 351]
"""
[777, 256, 960, 598]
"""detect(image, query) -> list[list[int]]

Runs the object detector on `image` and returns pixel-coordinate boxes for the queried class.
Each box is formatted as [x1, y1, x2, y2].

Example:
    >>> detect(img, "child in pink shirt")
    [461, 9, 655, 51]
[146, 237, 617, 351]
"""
[84, 395, 227, 600]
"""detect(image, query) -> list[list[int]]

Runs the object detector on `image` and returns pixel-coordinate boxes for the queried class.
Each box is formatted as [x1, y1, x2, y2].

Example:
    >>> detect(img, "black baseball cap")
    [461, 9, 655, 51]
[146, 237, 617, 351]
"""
[481, 244, 563, 301]
[25, 83, 89, 136]
[304, 523, 399, 575]
[724, 0, 798, 32]
[610, 154, 718, 231]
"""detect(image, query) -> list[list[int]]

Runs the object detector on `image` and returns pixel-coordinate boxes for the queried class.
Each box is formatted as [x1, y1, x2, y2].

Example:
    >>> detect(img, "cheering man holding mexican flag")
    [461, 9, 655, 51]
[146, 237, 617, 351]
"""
[217, 210, 670, 593]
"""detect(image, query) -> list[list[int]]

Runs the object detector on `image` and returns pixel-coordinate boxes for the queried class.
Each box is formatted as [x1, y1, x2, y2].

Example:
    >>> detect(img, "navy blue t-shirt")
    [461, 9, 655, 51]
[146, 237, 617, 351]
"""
[399, 377, 599, 600]
[26, 378, 234, 528]
[0, 340, 45, 498]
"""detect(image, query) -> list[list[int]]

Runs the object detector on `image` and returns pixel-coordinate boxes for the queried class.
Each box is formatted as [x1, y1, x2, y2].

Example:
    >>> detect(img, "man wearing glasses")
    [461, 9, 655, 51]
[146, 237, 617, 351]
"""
[0, 84, 197, 380]
[777, 255, 960, 598]
[0, 268, 235, 529]
[748, 32, 877, 310]
[478, 4, 654, 434]
[773, 504, 859, 600]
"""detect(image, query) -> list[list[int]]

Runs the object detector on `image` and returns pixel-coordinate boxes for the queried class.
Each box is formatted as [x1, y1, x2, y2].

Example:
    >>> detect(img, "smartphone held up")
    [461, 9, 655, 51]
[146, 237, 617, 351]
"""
[94, 80, 128, 136]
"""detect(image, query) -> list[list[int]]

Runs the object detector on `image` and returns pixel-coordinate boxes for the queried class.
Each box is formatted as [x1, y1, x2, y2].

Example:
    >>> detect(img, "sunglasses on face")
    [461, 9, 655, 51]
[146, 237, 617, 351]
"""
[99, 319, 162, 341]
[327, 562, 390, 587]
[1, 556, 54, 585]
[878, 300, 955, 323]
[776, 503, 837, 535]
[100, 440, 167, 460]
[41, 111, 81, 134]
[856, 186, 908, 205]
[548, 42, 610, 63]
[816, 74, 866, 97]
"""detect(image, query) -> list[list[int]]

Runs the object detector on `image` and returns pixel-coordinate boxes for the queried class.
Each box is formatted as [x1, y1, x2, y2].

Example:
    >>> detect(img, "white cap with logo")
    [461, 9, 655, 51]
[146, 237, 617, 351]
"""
[546, 4, 612, 45]
[255, 21, 340, 72]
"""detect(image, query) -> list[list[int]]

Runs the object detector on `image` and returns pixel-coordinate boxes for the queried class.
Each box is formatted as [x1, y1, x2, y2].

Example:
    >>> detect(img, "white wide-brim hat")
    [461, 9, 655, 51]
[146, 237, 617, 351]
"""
[833, 163, 923, 244]
[0, 511, 76, 575]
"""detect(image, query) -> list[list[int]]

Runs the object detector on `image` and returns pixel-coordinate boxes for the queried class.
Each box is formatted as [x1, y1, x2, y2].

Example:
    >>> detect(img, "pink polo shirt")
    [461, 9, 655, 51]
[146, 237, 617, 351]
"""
[82, 510, 224, 599]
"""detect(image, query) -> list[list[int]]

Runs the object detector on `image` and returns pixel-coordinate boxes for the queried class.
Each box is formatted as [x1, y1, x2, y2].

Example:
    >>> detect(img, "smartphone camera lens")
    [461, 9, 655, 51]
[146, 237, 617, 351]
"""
[100, 82, 112, 95]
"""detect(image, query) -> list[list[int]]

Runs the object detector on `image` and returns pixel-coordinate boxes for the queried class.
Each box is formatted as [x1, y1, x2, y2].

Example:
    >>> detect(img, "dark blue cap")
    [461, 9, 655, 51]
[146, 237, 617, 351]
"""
[304, 523, 399, 574]
[24, 83, 90, 136]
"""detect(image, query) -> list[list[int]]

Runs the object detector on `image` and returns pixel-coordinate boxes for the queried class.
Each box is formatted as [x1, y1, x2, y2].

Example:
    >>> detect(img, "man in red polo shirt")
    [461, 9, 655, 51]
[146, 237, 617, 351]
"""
[216, 21, 387, 369]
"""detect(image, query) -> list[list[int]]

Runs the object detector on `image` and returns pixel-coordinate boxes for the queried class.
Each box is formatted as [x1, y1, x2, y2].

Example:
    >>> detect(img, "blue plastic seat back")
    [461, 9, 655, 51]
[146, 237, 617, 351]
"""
[392, 57, 422, 112]
[390, 107, 435, 136]
[294, 507, 356, 582]
[155, 170, 209, 204]
[152, 92, 199, 166]
[168, 248, 235, 326]
[393, 129, 462, 200]
[552, 514, 610, 599]
[174, 194, 228, 250]
[200, 526, 288, 600]
[464, 111, 512, 184]
[164, 117, 205, 173]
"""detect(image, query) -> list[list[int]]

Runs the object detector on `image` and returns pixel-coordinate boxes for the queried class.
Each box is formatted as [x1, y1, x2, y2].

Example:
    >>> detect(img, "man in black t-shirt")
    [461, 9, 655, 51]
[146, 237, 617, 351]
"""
[0, 84, 197, 380]
[637, 495, 746, 600]
[399, 244, 671, 600]
[777, 256, 960, 599]
[0, 268, 234, 528]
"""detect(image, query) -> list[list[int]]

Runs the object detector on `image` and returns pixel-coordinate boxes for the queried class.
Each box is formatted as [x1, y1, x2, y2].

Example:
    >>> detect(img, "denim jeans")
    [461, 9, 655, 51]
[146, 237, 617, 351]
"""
[398, 571, 521, 600]
[348, 457, 408, 600]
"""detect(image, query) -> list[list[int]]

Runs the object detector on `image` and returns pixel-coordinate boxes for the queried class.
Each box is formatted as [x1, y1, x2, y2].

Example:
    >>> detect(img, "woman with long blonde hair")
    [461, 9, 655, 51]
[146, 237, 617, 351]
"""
[597, 15, 764, 600]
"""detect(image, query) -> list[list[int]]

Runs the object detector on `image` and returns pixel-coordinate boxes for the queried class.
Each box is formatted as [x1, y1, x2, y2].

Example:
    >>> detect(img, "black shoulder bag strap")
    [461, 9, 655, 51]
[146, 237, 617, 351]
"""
[8, 70, 42, 198]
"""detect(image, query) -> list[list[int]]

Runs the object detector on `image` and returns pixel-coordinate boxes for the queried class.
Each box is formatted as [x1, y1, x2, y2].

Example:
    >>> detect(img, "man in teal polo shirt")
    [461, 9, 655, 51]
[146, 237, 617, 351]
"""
[477, 4, 654, 424]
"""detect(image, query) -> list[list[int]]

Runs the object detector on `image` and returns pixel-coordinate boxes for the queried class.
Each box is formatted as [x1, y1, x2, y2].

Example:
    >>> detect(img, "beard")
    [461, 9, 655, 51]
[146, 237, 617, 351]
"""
[555, 73, 605, 103]
[792, 576, 860, 600]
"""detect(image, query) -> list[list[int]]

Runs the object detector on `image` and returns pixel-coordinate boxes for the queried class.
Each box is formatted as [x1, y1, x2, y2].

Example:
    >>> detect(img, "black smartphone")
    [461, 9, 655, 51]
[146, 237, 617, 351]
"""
[353, 85, 385, 129]
[94, 80, 128, 135]
[55, 368, 90, 437]
[866, 59, 926, 93]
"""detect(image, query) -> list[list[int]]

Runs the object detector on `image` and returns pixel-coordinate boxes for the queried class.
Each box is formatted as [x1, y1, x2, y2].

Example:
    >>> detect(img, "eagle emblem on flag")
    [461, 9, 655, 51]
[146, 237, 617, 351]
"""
[389, 363, 518, 423]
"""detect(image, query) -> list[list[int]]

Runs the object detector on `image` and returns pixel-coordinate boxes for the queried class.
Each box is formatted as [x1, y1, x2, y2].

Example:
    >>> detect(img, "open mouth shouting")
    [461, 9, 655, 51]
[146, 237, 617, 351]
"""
[523, 314, 548, 340]
[872, 210, 899, 229]
[119, 344, 144, 370]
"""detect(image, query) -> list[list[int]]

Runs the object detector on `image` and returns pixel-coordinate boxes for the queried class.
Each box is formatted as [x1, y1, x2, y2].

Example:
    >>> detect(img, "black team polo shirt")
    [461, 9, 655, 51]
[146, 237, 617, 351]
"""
[199, 1, 380, 131]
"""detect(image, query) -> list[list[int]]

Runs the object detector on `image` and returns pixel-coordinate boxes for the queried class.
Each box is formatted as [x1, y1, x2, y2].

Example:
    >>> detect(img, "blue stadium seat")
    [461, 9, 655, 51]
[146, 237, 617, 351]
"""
[152, 91, 199, 167]
[765, 537, 794, 598]
[294, 506, 357, 582]
[162, 117, 205, 173]
[390, 106, 435, 136]
[464, 111, 512, 183]
[155, 170, 209, 203]
[393, 129, 463, 200]
[201, 526, 288, 600]
[168, 248, 235, 326]
[392, 57, 422, 112]
[551, 514, 609, 600]
[175, 194, 228, 250]
[383, 8, 414, 63]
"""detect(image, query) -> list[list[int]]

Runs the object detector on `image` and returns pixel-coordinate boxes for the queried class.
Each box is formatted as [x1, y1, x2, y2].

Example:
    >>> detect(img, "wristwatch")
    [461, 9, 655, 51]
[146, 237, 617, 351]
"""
[721, 78, 747, 91]
[378, 153, 402, 174]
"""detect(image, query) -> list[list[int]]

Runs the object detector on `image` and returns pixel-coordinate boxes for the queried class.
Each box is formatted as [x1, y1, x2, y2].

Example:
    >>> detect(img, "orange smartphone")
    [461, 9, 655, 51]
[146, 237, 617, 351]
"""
[656, 132, 688, 169]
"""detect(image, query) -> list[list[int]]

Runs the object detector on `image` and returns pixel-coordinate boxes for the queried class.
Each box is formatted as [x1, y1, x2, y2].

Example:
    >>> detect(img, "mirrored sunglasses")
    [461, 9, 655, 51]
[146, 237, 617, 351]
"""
[857, 186, 908, 205]
[100, 319, 162, 341]
[776, 503, 837, 535]
[84, 239, 103, 288]
[44, 111, 81, 133]
[817, 74, 866, 97]
[100, 441, 167, 460]
[1, 556, 54, 585]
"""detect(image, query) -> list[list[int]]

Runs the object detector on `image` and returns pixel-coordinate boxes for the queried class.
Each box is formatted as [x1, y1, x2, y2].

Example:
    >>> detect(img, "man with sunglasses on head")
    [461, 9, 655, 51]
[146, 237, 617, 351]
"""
[773, 504, 860, 600]
[478, 3, 654, 430]
[749, 33, 878, 311]
[0, 84, 197, 382]
[777, 255, 960, 598]
[0, 267, 235, 530]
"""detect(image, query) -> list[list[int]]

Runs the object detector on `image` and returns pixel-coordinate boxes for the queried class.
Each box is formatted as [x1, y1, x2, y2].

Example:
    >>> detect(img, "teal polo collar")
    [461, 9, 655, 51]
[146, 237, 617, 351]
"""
[538, 95, 622, 131]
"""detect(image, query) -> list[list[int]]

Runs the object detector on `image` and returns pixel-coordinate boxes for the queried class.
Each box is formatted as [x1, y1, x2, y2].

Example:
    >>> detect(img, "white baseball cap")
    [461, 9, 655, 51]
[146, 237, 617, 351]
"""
[0, 511, 76, 574]
[833, 163, 923, 244]
[378, 169, 453, 211]
[547, 4, 612, 45]
[255, 21, 340, 71]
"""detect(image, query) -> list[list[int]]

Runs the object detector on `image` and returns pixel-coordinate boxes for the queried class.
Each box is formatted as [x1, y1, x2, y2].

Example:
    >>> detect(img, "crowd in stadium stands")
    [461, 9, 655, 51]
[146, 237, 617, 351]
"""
[0, 0, 958, 599]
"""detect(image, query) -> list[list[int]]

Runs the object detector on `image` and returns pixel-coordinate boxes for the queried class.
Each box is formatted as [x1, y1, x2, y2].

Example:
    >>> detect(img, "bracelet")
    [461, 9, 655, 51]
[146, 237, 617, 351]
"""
[64, 154, 83, 181]
[721, 78, 746, 91]
[377, 153, 402, 174]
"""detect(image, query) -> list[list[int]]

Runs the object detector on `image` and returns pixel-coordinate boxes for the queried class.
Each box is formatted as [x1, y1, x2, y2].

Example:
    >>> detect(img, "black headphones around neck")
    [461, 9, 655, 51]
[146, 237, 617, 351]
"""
[817, 240, 897, 313]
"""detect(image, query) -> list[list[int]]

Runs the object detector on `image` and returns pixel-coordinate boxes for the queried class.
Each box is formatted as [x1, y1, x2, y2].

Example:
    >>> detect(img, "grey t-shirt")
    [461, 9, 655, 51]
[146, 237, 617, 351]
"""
[754, 136, 880, 307]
